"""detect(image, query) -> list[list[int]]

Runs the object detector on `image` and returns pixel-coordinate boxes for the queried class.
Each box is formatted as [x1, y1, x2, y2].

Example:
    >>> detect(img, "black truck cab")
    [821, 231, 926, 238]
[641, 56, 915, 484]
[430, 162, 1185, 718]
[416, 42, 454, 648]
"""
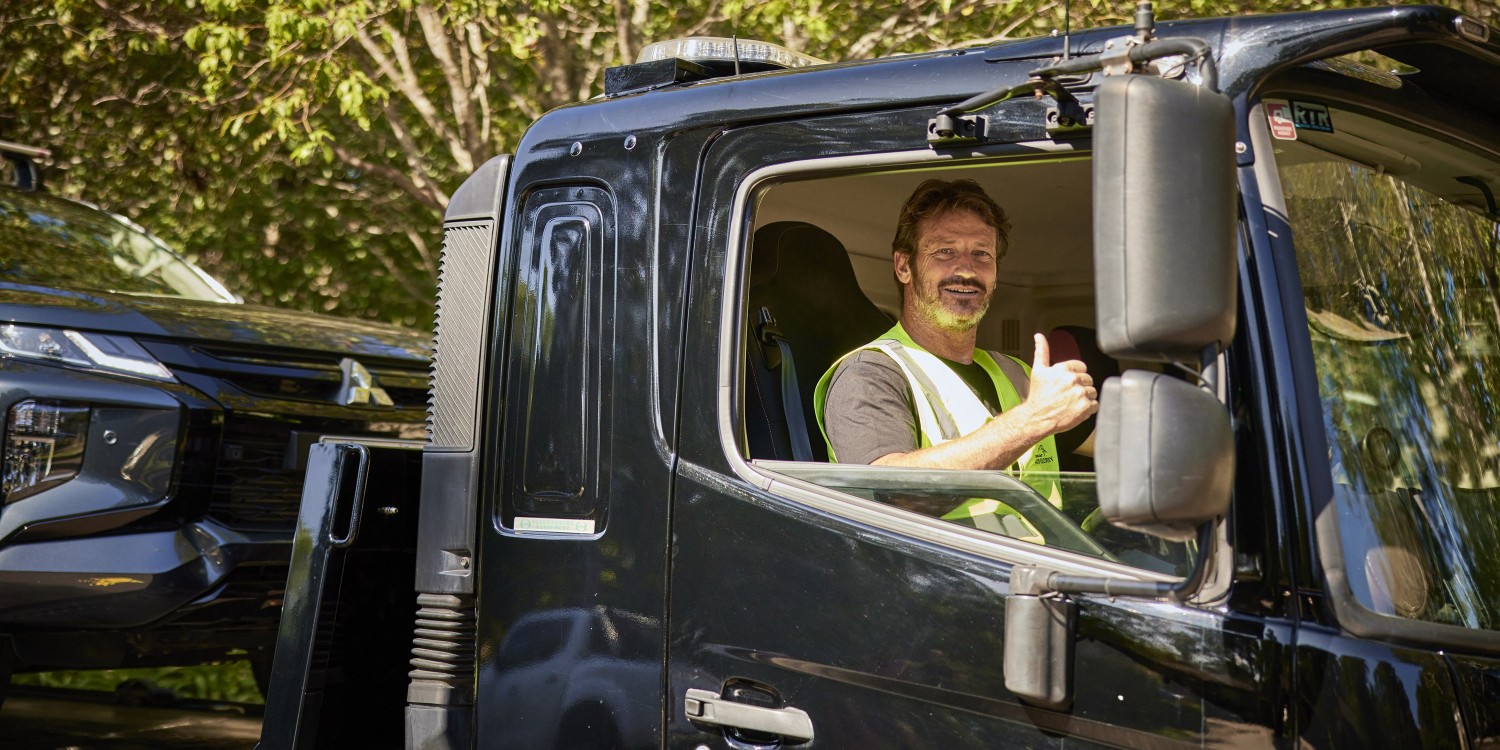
[265, 5, 1500, 748]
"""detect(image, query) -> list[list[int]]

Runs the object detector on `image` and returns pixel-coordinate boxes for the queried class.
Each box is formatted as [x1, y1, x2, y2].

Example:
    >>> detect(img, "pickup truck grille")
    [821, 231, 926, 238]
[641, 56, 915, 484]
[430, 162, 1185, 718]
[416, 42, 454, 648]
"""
[140, 340, 428, 530]
[210, 414, 423, 530]
[210, 417, 307, 529]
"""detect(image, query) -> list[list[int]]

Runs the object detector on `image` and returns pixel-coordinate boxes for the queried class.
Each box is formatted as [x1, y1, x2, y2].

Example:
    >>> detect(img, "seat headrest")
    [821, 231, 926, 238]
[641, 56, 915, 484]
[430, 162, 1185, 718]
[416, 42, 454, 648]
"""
[750, 222, 866, 295]
[1045, 326, 1118, 461]
[1046, 326, 1119, 382]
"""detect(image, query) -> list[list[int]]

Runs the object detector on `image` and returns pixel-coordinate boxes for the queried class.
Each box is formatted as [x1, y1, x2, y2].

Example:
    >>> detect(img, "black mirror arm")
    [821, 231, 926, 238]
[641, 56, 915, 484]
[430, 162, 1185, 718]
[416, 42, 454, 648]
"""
[1017, 521, 1217, 604]
[1031, 37, 1219, 93]
[936, 77, 1073, 118]
[931, 78, 1075, 138]
[933, 36, 1218, 141]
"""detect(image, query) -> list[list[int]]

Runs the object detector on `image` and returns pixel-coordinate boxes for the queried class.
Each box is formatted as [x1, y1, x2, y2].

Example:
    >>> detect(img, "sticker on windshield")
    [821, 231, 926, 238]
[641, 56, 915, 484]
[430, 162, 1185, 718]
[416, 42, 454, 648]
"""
[515, 516, 597, 535]
[1291, 101, 1334, 133]
[1266, 102, 1297, 140]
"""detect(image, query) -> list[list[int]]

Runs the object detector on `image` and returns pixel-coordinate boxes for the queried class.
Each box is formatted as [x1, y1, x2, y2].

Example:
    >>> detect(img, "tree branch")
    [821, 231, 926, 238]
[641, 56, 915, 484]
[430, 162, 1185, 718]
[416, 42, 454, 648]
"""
[415, 3, 483, 168]
[329, 141, 446, 212]
[463, 22, 495, 144]
[355, 20, 467, 170]
[376, 96, 451, 208]
[92, 0, 183, 38]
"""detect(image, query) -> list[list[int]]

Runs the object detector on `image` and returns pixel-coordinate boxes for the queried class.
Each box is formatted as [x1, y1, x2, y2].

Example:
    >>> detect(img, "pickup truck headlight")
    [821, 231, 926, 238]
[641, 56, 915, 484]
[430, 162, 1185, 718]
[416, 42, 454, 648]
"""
[3, 399, 90, 503]
[0, 324, 173, 381]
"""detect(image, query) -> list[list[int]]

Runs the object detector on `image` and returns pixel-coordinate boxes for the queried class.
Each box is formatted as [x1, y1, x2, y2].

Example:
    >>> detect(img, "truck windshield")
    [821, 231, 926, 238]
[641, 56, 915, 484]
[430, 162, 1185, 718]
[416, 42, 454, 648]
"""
[1276, 100, 1500, 629]
[0, 189, 236, 303]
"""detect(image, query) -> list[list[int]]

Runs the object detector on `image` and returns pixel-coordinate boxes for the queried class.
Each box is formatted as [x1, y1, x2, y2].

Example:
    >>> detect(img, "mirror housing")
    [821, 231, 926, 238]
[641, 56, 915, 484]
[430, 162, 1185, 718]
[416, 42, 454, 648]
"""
[1003, 566, 1076, 709]
[1093, 74, 1237, 362]
[1096, 371, 1233, 541]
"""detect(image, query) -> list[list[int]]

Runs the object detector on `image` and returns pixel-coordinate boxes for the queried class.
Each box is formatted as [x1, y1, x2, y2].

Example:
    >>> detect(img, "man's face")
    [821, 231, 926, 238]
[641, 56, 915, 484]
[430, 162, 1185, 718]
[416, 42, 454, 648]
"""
[895, 209, 999, 333]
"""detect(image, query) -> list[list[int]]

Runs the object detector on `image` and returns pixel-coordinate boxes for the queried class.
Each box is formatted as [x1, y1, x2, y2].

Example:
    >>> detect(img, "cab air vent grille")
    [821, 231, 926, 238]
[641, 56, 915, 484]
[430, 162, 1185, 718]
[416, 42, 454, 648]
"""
[429, 221, 494, 450]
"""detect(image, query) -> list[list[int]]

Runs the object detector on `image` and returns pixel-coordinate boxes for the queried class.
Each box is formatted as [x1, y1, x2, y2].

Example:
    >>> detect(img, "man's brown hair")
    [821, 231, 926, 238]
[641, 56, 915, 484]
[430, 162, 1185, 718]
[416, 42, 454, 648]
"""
[891, 178, 1011, 262]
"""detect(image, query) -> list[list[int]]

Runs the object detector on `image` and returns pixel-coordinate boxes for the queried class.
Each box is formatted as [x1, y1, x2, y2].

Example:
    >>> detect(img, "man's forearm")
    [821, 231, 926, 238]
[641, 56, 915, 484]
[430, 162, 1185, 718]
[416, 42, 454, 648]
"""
[871, 402, 1053, 471]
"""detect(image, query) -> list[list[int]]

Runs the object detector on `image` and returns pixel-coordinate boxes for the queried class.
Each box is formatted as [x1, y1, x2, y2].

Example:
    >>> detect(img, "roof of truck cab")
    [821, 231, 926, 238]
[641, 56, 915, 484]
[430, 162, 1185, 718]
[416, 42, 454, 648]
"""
[515, 4, 1487, 154]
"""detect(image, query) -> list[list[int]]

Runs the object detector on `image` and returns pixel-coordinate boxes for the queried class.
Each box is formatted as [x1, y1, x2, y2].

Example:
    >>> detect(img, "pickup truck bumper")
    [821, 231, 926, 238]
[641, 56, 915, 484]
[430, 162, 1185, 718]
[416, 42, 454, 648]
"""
[0, 519, 289, 629]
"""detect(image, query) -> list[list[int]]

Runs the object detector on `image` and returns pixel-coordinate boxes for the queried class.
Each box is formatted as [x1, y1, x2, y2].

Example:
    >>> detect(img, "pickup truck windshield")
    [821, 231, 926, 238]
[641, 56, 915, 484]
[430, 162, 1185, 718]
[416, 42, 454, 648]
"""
[1276, 100, 1500, 630]
[0, 189, 235, 303]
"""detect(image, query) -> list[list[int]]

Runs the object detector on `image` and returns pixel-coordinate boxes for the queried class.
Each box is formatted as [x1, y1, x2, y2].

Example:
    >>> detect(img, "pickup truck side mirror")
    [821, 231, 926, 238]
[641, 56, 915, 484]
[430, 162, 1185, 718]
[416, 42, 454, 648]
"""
[1093, 74, 1237, 362]
[1004, 70, 1238, 711]
[1090, 73, 1237, 538]
[1096, 371, 1234, 539]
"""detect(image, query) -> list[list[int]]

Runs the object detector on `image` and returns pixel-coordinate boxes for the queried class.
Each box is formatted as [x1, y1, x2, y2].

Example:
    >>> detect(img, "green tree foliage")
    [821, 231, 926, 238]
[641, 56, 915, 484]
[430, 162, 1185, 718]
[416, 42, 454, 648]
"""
[1, 0, 1494, 327]
[13, 661, 263, 704]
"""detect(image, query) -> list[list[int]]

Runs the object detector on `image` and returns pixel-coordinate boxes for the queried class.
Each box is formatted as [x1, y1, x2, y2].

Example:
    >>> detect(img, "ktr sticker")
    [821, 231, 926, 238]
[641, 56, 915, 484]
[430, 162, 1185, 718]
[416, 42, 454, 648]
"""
[1266, 102, 1297, 140]
[1291, 101, 1334, 133]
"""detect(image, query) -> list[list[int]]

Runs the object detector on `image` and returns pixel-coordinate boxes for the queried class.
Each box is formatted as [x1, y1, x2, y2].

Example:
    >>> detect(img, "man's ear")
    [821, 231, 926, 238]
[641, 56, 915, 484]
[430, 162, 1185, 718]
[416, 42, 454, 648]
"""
[893, 250, 913, 285]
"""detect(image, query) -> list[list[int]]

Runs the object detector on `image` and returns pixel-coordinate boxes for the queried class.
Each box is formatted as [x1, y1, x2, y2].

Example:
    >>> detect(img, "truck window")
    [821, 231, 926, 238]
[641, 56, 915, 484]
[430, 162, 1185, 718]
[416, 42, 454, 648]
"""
[1273, 98, 1500, 629]
[734, 157, 1196, 576]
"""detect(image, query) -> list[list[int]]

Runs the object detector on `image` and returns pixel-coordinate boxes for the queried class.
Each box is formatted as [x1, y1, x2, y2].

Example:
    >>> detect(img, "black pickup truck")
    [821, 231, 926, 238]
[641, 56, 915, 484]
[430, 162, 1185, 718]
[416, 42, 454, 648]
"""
[0, 151, 429, 691]
[260, 5, 1500, 749]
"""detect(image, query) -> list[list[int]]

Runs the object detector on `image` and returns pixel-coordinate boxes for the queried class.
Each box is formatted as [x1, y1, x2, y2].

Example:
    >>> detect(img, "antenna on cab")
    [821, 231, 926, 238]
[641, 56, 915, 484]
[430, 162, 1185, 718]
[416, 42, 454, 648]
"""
[1134, 0, 1157, 43]
[1062, 0, 1072, 61]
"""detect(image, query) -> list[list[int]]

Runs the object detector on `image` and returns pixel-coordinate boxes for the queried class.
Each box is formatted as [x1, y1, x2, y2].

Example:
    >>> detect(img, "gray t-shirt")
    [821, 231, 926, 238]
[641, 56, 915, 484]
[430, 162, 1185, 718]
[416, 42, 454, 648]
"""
[822, 348, 1028, 464]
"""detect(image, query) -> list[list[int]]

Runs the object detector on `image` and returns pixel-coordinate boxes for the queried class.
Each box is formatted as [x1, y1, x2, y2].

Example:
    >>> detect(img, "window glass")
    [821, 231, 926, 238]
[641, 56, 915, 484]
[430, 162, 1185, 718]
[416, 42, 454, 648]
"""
[1275, 101, 1500, 629]
[762, 462, 1193, 575]
[739, 160, 1195, 573]
[0, 190, 233, 302]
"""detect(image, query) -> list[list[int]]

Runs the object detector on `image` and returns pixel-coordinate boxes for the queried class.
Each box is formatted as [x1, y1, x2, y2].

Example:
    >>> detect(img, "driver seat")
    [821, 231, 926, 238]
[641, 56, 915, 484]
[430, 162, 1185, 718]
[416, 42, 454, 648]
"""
[745, 222, 890, 462]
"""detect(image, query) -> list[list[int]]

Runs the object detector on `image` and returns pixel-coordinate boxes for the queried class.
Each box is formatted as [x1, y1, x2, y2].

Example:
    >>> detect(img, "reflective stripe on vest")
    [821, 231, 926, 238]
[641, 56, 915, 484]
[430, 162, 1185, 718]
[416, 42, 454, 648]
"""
[814, 323, 1062, 507]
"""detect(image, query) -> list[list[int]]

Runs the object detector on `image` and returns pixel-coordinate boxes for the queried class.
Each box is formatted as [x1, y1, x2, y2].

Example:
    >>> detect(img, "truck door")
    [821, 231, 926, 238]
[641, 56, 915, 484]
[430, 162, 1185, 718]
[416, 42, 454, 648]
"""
[666, 106, 1291, 748]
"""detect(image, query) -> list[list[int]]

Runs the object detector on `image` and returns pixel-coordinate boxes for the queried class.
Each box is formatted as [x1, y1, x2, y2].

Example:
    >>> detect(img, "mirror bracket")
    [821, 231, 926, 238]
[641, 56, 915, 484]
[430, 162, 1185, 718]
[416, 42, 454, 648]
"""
[1003, 523, 1216, 708]
[1099, 35, 1145, 77]
[928, 77, 1093, 147]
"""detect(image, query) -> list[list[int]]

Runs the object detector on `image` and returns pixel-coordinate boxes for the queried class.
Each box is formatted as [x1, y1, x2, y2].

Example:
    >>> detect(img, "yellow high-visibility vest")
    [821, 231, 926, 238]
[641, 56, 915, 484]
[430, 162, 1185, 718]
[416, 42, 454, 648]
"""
[814, 323, 1062, 523]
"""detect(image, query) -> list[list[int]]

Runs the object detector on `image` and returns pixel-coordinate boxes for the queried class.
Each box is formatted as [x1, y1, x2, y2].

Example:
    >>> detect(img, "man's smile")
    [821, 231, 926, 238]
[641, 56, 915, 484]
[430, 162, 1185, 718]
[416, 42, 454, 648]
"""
[940, 280, 985, 298]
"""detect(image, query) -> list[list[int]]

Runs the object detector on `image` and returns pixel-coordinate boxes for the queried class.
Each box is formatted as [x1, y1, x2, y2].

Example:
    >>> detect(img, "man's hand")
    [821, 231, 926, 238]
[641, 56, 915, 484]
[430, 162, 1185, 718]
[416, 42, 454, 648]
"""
[1023, 333, 1098, 435]
[870, 333, 1100, 472]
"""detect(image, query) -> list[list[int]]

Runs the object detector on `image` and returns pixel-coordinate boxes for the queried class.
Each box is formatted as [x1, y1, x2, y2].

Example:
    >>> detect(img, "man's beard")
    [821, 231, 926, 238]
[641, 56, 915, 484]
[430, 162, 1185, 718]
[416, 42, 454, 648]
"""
[910, 266, 991, 333]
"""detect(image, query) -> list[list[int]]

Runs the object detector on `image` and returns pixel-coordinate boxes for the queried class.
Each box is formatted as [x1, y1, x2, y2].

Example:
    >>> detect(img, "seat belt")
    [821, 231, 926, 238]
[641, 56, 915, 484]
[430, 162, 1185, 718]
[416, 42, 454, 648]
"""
[757, 307, 813, 461]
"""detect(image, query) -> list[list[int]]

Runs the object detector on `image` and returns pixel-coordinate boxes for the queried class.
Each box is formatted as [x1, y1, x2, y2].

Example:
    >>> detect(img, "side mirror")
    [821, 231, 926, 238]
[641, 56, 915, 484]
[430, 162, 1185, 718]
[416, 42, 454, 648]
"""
[1096, 371, 1233, 541]
[1093, 74, 1237, 362]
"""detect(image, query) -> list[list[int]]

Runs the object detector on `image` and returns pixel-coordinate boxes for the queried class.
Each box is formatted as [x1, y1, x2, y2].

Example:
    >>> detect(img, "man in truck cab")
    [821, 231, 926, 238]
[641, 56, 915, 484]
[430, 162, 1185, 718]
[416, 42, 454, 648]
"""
[814, 179, 1099, 516]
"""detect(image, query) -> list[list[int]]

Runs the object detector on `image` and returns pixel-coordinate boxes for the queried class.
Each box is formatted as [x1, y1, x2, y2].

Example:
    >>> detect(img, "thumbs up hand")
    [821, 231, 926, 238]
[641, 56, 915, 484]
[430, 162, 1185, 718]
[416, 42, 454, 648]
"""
[1023, 333, 1098, 435]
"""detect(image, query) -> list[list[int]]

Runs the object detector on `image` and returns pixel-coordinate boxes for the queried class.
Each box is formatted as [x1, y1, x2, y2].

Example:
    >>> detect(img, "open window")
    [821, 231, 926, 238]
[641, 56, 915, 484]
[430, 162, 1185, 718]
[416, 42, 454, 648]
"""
[730, 155, 1196, 577]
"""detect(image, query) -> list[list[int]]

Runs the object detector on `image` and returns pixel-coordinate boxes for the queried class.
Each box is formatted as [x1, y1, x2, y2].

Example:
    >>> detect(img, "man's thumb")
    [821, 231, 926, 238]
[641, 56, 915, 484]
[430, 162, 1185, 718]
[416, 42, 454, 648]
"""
[1033, 333, 1050, 371]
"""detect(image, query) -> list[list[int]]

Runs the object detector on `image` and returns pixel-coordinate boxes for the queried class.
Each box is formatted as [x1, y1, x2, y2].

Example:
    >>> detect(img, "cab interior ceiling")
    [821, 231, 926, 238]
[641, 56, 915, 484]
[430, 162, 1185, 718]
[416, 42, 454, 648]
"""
[1377, 41, 1500, 123]
[1268, 102, 1500, 215]
[753, 158, 1094, 355]
[1268, 50, 1500, 211]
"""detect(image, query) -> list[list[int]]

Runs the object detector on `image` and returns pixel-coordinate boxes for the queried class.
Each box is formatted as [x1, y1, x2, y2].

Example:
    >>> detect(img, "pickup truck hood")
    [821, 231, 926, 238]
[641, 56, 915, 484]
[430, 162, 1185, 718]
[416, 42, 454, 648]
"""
[0, 283, 430, 363]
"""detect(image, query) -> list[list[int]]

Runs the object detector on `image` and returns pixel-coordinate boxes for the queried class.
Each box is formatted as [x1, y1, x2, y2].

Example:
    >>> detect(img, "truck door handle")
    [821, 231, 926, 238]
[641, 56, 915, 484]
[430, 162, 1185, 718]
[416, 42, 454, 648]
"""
[684, 688, 814, 742]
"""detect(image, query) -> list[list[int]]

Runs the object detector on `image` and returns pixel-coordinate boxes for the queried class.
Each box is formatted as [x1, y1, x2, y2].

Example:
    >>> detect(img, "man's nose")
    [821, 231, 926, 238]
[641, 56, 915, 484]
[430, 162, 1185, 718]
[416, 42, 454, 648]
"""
[953, 254, 979, 277]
